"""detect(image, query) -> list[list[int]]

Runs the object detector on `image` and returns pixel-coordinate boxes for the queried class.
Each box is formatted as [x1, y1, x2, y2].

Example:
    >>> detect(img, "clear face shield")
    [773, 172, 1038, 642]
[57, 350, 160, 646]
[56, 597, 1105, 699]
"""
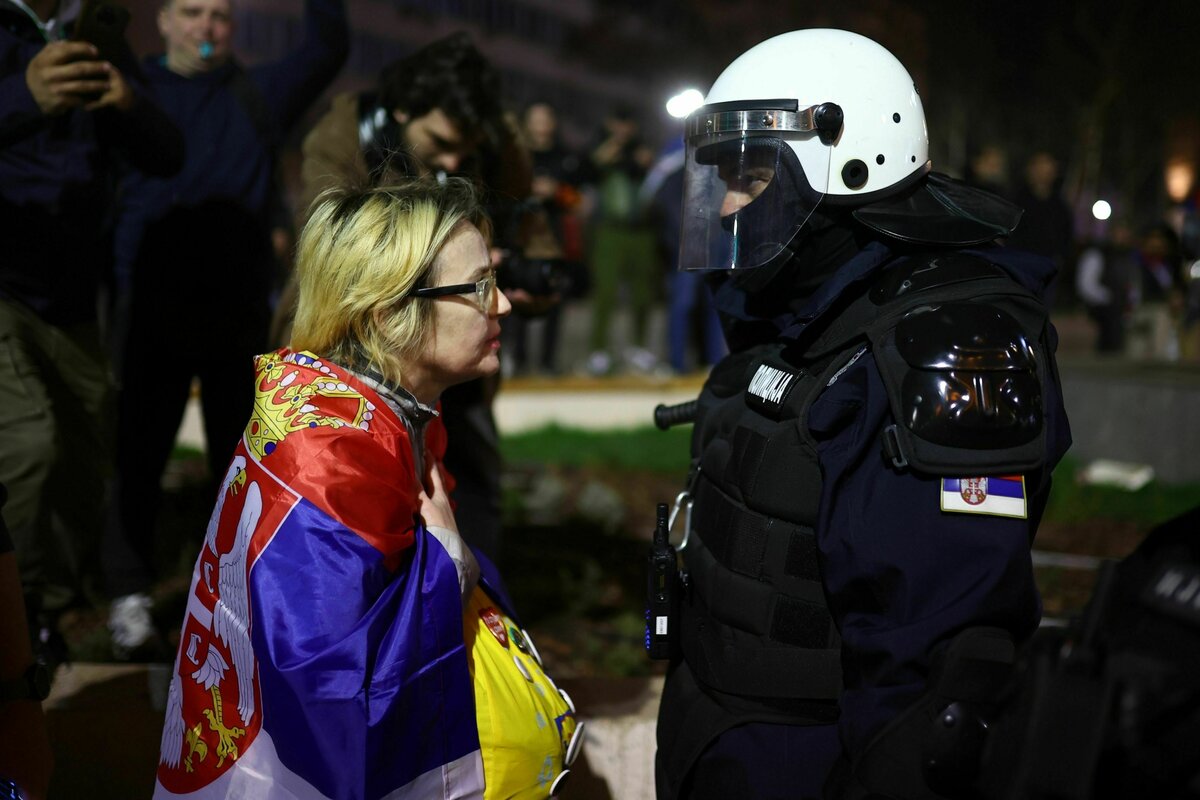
[679, 103, 838, 271]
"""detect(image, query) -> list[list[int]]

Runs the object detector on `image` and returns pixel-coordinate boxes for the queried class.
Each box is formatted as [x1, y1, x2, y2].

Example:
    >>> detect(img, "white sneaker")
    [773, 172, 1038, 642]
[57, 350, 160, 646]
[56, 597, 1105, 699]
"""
[624, 346, 659, 374]
[585, 350, 613, 376]
[109, 592, 156, 658]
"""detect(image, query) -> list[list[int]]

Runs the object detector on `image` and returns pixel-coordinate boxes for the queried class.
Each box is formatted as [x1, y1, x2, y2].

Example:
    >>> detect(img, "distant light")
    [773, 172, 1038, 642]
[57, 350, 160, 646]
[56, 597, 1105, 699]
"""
[1189, 260, 1200, 282]
[1166, 160, 1195, 203]
[666, 89, 705, 119]
[1092, 200, 1112, 220]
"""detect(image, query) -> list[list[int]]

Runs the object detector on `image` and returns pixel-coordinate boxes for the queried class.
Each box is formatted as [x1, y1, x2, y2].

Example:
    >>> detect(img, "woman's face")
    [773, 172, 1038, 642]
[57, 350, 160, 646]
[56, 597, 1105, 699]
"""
[409, 223, 511, 400]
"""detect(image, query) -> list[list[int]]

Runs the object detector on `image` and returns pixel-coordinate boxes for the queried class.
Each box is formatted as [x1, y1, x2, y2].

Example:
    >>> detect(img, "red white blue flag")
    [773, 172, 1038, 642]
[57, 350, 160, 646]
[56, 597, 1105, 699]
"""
[940, 475, 1028, 519]
[153, 350, 485, 799]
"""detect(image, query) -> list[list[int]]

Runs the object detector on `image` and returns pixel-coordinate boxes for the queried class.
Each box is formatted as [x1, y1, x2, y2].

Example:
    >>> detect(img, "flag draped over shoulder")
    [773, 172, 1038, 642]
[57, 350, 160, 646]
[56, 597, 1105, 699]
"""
[154, 350, 484, 800]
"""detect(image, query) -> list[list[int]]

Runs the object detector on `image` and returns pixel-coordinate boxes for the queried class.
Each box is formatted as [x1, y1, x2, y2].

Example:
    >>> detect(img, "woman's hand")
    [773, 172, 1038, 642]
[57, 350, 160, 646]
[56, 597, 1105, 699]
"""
[418, 462, 458, 533]
[419, 463, 479, 605]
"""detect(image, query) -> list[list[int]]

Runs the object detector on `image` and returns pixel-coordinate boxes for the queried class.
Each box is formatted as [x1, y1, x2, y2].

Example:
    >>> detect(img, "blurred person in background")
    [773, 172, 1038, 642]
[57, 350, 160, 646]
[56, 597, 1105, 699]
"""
[500, 100, 585, 377]
[1, 0, 183, 669]
[641, 136, 726, 375]
[153, 179, 580, 799]
[102, 0, 348, 660]
[581, 104, 661, 376]
[1178, 199, 1200, 361]
[1008, 150, 1074, 309]
[1126, 223, 1184, 361]
[963, 142, 1011, 199]
[1182, 259, 1200, 362]
[1075, 220, 1137, 354]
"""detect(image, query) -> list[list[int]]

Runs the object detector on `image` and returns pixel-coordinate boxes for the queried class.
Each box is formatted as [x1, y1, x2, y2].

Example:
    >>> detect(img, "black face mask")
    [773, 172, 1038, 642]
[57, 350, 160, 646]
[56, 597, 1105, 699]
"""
[711, 210, 863, 350]
[726, 206, 856, 295]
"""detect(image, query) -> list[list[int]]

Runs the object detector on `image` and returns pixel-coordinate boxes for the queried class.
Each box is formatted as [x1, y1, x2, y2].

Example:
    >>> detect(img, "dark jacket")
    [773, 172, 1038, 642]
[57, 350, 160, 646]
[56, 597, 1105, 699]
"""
[113, 0, 348, 296]
[0, 0, 183, 324]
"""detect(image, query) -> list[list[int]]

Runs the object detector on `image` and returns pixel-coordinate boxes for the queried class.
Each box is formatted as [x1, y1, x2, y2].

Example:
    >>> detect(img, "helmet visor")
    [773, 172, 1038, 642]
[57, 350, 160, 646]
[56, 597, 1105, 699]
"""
[679, 132, 830, 271]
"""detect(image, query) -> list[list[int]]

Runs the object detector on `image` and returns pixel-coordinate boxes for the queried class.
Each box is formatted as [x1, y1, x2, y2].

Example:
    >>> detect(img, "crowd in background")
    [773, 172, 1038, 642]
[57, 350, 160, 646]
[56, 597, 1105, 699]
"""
[966, 144, 1200, 362]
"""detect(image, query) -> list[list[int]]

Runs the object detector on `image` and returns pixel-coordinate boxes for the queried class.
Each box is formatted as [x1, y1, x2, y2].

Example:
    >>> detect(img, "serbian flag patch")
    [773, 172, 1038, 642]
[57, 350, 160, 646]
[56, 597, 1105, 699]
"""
[940, 476, 1027, 519]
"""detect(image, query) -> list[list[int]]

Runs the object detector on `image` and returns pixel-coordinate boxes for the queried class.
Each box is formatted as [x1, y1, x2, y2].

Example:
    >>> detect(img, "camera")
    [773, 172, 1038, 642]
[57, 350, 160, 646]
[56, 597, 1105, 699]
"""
[496, 253, 577, 298]
[492, 196, 589, 303]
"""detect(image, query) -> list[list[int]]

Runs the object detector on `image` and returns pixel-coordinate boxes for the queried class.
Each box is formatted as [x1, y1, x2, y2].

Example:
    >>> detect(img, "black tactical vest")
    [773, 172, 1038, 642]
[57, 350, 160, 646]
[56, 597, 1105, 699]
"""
[679, 251, 1051, 706]
[680, 339, 849, 706]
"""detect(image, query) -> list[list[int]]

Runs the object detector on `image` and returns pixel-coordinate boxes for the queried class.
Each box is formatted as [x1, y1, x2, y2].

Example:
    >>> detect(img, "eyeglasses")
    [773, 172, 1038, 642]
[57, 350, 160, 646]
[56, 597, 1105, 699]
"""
[409, 270, 498, 313]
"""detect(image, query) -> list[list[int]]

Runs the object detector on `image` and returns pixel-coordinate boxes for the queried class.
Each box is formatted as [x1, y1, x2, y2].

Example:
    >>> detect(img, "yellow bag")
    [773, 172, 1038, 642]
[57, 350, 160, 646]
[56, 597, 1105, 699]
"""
[464, 587, 582, 798]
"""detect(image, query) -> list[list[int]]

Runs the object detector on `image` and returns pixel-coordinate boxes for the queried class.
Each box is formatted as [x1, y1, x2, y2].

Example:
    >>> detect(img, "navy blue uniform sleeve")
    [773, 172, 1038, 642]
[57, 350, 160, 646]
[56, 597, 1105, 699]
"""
[250, 0, 349, 135]
[809, 350, 1053, 755]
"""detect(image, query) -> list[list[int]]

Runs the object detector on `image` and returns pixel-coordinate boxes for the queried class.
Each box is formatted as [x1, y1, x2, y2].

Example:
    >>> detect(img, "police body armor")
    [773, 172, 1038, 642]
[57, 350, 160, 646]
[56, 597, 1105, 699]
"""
[662, 249, 1054, 791]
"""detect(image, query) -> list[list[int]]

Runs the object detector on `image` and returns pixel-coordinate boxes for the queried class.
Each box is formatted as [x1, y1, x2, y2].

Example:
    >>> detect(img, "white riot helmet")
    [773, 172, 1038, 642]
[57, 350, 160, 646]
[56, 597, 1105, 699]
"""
[680, 29, 931, 271]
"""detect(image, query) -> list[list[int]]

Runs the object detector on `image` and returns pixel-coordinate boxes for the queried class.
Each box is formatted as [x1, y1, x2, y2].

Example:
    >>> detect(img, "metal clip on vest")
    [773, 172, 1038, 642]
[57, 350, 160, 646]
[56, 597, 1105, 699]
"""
[668, 490, 694, 551]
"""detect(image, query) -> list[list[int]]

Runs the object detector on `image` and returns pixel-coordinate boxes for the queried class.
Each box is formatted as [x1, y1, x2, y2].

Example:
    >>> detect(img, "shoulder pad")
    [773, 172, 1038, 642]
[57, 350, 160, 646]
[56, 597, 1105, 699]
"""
[872, 299, 1047, 475]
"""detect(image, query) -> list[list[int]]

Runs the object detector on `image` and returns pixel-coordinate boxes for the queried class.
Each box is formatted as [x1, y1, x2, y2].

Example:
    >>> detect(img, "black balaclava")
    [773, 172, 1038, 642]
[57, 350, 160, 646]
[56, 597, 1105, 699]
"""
[709, 205, 865, 352]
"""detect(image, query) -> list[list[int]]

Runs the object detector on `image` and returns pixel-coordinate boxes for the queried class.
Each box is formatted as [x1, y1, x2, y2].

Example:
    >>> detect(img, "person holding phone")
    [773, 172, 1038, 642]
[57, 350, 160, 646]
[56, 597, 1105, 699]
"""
[0, 0, 183, 671]
[104, 0, 349, 659]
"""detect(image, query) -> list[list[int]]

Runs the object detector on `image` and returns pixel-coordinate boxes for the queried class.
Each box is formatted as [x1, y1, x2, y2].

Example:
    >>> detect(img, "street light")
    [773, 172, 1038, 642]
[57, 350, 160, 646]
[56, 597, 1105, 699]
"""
[1092, 200, 1112, 221]
[666, 89, 704, 119]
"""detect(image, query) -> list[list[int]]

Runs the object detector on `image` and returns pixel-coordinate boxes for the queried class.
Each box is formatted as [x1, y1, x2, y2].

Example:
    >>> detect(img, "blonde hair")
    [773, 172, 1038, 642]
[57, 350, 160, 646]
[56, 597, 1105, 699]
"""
[290, 178, 487, 385]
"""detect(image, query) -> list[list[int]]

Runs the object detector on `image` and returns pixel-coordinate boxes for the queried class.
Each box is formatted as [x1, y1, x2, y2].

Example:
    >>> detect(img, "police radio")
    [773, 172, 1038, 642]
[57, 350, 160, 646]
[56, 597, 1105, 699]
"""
[646, 502, 679, 660]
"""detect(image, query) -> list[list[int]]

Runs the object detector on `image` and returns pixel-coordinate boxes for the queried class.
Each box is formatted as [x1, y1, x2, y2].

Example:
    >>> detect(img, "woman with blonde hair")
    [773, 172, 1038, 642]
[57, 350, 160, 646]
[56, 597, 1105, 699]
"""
[153, 179, 580, 799]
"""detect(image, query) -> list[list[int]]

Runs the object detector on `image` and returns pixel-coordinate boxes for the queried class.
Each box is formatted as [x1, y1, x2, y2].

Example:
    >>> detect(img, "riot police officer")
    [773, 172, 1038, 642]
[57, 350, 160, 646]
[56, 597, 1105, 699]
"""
[655, 29, 1072, 799]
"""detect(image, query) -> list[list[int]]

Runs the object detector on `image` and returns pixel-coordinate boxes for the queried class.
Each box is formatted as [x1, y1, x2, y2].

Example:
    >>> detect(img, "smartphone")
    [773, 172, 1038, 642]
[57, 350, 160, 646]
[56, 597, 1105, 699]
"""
[72, 0, 132, 65]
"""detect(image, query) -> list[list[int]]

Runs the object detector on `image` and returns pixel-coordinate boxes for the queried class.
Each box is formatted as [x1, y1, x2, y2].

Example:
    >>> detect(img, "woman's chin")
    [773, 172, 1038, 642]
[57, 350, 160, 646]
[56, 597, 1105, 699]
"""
[448, 356, 500, 386]
[479, 353, 502, 376]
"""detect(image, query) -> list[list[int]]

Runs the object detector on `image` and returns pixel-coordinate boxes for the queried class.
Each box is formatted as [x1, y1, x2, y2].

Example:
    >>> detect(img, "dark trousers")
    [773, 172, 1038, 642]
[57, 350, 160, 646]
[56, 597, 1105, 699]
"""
[1086, 302, 1125, 354]
[678, 721, 841, 800]
[440, 378, 502, 563]
[657, 659, 842, 800]
[104, 213, 271, 597]
[504, 305, 562, 374]
[0, 299, 112, 617]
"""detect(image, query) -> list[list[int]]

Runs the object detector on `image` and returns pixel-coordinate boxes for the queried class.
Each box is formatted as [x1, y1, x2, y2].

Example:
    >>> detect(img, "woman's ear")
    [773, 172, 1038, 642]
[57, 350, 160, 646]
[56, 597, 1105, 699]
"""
[369, 304, 400, 342]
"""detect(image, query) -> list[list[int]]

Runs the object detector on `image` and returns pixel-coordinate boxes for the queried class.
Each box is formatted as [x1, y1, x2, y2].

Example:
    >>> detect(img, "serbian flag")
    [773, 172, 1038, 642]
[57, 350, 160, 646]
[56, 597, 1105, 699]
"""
[153, 350, 485, 799]
[940, 475, 1028, 519]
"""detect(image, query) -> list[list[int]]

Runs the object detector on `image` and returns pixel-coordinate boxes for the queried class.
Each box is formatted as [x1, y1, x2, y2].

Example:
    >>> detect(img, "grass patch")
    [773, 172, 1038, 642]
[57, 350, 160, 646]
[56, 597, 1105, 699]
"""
[500, 424, 693, 474]
[1044, 456, 1200, 526]
[503, 426, 1200, 528]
